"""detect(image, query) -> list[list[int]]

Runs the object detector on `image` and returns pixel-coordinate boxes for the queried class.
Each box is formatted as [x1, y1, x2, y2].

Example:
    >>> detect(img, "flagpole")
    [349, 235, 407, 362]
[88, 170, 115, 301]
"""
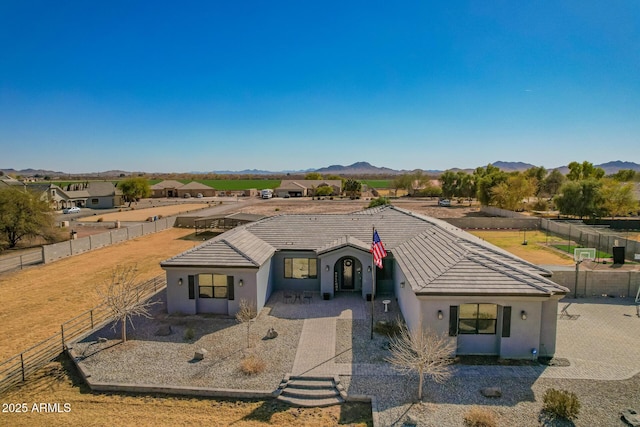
[370, 226, 375, 340]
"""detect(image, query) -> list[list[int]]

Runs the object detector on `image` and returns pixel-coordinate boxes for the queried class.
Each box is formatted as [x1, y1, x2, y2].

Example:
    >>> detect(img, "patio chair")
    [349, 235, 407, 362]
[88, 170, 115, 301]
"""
[303, 291, 312, 304]
[283, 291, 293, 304]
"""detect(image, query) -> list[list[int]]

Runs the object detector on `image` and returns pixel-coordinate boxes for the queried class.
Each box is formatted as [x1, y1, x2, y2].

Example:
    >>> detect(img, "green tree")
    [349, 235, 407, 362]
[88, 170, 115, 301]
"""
[541, 169, 565, 198]
[439, 171, 457, 198]
[567, 161, 605, 181]
[344, 179, 362, 199]
[555, 179, 603, 218]
[474, 164, 507, 206]
[314, 185, 334, 197]
[611, 169, 637, 182]
[391, 174, 413, 196]
[118, 177, 151, 206]
[304, 172, 323, 180]
[0, 187, 55, 249]
[524, 166, 547, 197]
[599, 179, 637, 218]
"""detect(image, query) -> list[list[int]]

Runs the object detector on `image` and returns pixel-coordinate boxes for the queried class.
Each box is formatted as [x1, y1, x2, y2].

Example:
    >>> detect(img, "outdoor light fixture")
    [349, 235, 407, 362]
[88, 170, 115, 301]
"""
[437, 310, 443, 320]
[238, 279, 244, 287]
[400, 281, 405, 288]
[521, 310, 527, 320]
[178, 278, 183, 286]
[325, 265, 330, 271]
[367, 266, 372, 272]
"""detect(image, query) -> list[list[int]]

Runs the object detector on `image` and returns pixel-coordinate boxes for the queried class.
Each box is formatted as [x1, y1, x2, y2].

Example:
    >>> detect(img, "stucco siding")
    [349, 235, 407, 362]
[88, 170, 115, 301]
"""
[539, 299, 560, 357]
[270, 251, 321, 292]
[318, 247, 372, 299]
[394, 265, 422, 332]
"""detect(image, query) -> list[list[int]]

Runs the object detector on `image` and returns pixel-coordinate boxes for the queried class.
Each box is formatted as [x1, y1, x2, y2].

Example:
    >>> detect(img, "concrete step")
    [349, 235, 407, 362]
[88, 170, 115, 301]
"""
[287, 379, 335, 389]
[277, 395, 345, 408]
[281, 387, 340, 399]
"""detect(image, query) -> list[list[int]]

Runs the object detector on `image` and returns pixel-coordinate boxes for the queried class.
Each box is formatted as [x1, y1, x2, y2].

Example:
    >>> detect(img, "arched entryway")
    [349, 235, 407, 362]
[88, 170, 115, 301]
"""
[333, 256, 362, 292]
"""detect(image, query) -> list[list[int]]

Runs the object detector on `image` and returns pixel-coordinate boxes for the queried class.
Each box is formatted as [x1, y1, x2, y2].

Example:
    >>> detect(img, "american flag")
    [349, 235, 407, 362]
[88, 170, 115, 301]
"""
[371, 229, 387, 269]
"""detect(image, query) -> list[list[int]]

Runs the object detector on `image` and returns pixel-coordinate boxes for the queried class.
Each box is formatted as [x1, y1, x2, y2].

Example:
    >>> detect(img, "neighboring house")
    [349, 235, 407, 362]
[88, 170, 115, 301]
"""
[150, 180, 185, 198]
[275, 180, 342, 197]
[29, 182, 121, 210]
[151, 180, 215, 198]
[86, 182, 123, 208]
[177, 181, 216, 198]
[161, 205, 569, 359]
[0, 175, 26, 189]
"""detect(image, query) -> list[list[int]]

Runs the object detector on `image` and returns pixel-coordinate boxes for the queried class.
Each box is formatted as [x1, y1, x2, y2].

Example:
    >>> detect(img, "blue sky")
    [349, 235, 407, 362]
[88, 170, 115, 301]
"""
[1, 1, 639, 174]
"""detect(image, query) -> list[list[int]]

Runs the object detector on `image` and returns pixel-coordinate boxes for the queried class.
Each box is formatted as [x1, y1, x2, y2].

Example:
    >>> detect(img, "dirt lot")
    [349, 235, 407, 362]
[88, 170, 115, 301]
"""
[78, 203, 211, 222]
[237, 197, 481, 219]
[0, 228, 196, 360]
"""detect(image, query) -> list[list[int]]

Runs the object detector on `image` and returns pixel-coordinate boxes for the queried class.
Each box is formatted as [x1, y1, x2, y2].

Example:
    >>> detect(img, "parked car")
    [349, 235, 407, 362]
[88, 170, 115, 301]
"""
[63, 207, 81, 214]
[438, 199, 451, 207]
[196, 193, 203, 198]
[183, 193, 191, 198]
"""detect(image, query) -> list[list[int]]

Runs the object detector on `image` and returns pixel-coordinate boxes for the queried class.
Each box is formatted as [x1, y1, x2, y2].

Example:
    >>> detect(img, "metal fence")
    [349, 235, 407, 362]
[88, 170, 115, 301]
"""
[0, 249, 44, 274]
[0, 275, 166, 395]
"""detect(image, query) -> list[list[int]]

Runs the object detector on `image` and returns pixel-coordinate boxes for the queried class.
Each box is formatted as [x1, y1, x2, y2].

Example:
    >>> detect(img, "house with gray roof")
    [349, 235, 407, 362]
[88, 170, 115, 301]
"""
[275, 180, 342, 197]
[161, 205, 569, 358]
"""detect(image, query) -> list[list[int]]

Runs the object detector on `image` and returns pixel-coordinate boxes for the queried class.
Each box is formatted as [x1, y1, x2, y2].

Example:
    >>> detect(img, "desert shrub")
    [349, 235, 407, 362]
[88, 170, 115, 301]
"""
[275, 208, 280, 212]
[374, 317, 403, 337]
[464, 406, 497, 427]
[368, 197, 390, 208]
[532, 199, 548, 211]
[542, 388, 580, 420]
[96, 217, 103, 222]
[240, 354, 266, 375]
[183, 327, 195, 341]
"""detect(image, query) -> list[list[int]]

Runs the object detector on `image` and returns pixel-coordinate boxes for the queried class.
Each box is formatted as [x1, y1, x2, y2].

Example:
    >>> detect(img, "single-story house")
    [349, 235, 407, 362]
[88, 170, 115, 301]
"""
[30, 182, 122, 209]
[161, 205, 569, 358]
[151, 180, 215, 198]
[274, 180, 342, 197]
[151, 180, 186, 198]
[176, 181, 216, 198]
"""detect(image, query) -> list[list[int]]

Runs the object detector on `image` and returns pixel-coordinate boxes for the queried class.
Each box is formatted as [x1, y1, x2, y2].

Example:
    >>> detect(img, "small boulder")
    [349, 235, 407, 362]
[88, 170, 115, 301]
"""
[154, 325, 172, 336]
[97, 337, 107, 343]
[265, 327, 278, 339]
[481, 387, 502, 398]
[194, 348, 208, 361]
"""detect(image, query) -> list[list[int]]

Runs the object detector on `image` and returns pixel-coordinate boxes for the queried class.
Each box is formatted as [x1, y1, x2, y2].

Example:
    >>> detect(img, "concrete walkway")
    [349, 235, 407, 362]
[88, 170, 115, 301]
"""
[284, 293, 640, 381]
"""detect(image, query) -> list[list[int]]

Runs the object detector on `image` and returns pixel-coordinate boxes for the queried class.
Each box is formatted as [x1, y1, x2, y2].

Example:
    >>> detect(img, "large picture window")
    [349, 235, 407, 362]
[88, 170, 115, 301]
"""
[458, 303, 497, 335]
[198, 274, 230, 299]
[284, 258, 317, 279]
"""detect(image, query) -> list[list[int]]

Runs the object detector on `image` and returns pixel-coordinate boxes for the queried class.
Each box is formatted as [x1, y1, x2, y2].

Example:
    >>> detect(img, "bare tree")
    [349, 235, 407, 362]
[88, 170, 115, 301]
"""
[96, 266, 158, 342]
[385, 324, 455, 401]
[235, 299, 257, 349]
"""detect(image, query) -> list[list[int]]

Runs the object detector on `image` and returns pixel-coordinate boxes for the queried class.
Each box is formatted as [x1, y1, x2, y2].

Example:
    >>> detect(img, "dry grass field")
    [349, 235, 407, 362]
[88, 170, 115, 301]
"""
[0, 228, 196, 360]
[1, 358, 371, 427]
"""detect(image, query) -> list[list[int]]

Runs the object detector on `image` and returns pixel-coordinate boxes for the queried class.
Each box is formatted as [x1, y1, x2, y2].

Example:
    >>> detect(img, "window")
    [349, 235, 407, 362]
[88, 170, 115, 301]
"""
[458, 304, 497, 335]
[91, 198, 99, 205]
[284, 258, 317, 279]
[198, 274, 230, 299]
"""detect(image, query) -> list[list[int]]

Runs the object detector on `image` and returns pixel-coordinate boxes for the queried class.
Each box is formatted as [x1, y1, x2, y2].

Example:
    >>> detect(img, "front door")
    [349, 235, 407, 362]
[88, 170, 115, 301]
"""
[342, 258, 354, 290]
[334, 257, 362, 292]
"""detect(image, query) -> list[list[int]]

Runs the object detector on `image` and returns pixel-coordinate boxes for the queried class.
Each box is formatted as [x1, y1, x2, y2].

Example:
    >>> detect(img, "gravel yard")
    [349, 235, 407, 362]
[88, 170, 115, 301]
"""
[74, 294, 303, 391]
[71, 292, 640, 427]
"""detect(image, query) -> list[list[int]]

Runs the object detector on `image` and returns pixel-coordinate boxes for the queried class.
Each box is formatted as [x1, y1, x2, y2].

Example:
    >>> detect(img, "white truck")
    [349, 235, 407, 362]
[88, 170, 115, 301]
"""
[260, 189, 273, 199]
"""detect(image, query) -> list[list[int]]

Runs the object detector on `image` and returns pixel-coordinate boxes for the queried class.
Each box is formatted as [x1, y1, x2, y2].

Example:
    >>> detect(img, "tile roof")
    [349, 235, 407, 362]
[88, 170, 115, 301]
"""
[179, 181, 214, 190]
[151, 180, 184, 190]
[162, 205, 569, 296]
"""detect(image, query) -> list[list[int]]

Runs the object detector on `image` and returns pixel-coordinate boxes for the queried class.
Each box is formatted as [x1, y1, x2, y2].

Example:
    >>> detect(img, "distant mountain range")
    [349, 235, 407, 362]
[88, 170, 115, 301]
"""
[3, 160, 639, 178]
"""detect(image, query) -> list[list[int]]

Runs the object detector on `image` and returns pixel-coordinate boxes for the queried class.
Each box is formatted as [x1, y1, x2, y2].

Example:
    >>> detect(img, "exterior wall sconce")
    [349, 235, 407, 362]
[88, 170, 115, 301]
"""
[325, 265, 330, 271]
[178, 278, 183, 286]
[400, 281, 405, 288]
[521, 310, 527, 320]
[437, 310, 443, 320]
[367, 266, 372, 272]
[238, 279, 244, 287]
